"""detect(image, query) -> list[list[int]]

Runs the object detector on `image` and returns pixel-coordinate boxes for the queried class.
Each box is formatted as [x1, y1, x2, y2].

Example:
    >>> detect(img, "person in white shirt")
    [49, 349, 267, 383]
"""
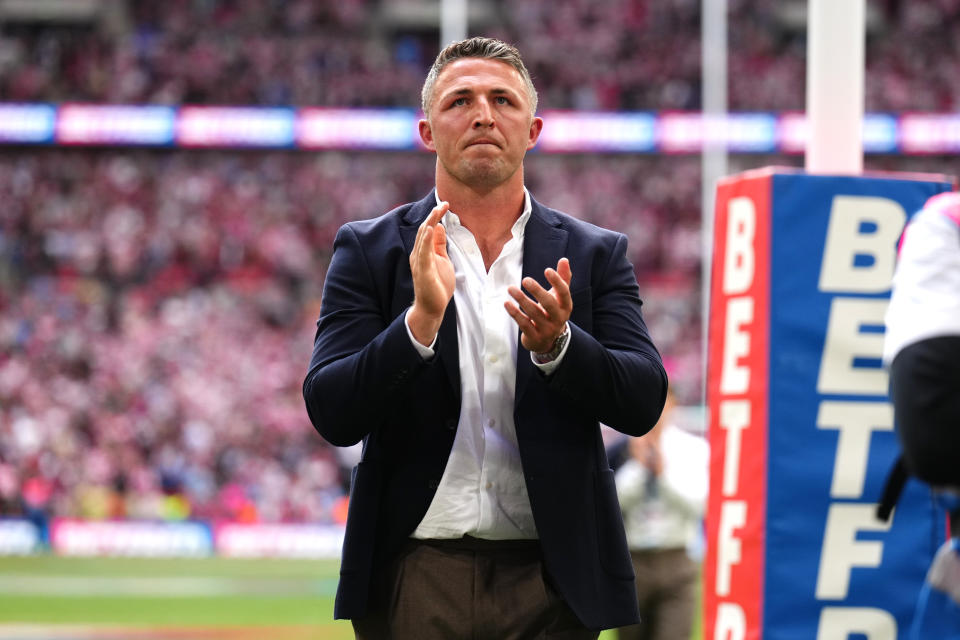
[884, 191, 960, 494]
[882, 191, 960, 608]
[303, 37, 667, 639]
[614, 389, 708, 640]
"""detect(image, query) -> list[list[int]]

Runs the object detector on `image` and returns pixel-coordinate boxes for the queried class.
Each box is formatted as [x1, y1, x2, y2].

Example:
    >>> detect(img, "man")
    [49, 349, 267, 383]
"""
[614, 388, 707, 640]
[303, 37, 667, 639]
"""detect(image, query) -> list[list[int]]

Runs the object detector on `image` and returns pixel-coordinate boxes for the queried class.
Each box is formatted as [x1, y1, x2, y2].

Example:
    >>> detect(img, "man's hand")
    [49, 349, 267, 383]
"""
[408, 201, 455, 346]
[505, 257, 573, 354]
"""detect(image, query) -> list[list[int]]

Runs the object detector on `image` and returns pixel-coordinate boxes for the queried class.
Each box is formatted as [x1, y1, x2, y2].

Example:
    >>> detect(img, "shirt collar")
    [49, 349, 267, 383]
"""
[434, 188, 532, 240]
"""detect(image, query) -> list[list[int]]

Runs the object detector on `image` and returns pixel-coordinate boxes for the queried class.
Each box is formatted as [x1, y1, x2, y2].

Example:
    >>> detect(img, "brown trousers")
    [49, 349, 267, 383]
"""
[353, 536, 599, 640]
[616, 548, 698, 640]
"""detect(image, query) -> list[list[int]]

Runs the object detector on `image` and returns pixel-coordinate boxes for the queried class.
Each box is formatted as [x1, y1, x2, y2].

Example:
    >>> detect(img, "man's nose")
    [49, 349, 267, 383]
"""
[472, 98, 495, 128]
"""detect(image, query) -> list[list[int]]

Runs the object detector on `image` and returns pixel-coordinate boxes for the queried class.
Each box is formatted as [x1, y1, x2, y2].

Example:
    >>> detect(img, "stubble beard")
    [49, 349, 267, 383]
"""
[445, 155, 516, 191]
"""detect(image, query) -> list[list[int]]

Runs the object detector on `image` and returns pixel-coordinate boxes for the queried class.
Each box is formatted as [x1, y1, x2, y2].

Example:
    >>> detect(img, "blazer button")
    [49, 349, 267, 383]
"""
[445, 419, 457, 431]
[428, 479, 439, 490]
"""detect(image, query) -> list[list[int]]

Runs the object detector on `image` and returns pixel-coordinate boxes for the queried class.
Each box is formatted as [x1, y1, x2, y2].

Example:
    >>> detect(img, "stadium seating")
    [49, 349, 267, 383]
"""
[1, 0, 958, 111]
[3, 0, 960, 526]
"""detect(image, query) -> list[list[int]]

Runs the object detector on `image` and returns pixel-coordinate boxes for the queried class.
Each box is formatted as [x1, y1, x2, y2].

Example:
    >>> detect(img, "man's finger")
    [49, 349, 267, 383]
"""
[416, 202, 448, 244]
[544, 268, 573, 311]
[557, 257, 572, 285]
[509, 285, 549, 323]
[417, 202, 448, 261]
[433, 221, 449, 259]
[523, 276, 567, 319]
[417, 225, 436, 272]
[428, 201, 449, 226]
[520, 277, 555, 311]
[504, 300, 536, 332]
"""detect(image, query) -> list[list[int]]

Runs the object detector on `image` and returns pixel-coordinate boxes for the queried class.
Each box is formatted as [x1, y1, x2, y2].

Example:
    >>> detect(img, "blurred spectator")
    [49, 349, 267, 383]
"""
[613, 388, 709, 640]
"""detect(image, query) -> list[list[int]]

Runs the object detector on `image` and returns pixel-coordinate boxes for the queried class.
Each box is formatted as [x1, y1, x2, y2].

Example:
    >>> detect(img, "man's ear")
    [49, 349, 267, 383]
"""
[419, 119, 436, 151]
[526, 117, 544, 151]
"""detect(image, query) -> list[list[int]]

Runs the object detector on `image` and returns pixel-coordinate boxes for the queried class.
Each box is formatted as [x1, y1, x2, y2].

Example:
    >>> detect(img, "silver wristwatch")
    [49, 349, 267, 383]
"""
[533, 323, 570, 364]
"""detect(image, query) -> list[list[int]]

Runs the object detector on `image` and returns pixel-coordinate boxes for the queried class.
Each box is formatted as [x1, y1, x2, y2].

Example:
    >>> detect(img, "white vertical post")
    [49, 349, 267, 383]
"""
[806, 0, 865, 174]
[441, 0, 468, 47]
[702, 0, 728, 407]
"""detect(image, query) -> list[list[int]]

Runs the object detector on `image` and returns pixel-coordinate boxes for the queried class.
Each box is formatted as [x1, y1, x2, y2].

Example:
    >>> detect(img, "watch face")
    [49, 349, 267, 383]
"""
[535, 326, 568, 364]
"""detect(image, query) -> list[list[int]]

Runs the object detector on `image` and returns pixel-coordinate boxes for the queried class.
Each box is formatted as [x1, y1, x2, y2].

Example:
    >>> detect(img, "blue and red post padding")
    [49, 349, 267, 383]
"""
[704, 167, 956, 639]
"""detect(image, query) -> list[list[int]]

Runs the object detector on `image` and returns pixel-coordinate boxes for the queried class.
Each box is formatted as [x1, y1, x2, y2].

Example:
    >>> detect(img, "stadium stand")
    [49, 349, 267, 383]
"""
[1, 0, 959, 111]
[0, 149, 710, 525]
[2, 0, 960, 528]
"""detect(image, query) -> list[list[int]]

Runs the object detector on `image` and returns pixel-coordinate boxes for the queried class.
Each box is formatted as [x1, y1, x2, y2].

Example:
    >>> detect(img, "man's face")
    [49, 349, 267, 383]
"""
[419, 58, 543, 191]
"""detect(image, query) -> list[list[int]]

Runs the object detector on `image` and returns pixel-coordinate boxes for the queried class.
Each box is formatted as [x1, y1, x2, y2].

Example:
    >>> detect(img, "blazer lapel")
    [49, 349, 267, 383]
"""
[400, 191, 461, 399]
[515, 199, 569, 406]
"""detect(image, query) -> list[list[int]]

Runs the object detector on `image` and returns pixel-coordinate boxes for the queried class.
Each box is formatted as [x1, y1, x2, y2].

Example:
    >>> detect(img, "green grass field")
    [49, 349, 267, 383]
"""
[0, 555, 696, 639]
[0, 555, 353, 638]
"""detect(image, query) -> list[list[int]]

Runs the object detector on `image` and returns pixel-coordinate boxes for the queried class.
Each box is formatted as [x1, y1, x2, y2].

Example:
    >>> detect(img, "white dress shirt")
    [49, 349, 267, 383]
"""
[404, 189, 569, 540]
[884, 192, 960, 364]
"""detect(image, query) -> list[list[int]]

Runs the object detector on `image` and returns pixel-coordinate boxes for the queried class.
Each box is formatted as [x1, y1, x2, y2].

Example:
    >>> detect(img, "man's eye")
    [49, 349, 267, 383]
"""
[495, 96, 509, 104]
[452, 98, 467, 106]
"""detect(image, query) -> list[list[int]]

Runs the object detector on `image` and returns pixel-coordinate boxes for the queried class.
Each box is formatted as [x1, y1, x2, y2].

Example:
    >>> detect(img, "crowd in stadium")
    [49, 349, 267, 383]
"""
[1, 0, 959, 111]
[0, 148, 708, 527]
[1, 0, 959, 528]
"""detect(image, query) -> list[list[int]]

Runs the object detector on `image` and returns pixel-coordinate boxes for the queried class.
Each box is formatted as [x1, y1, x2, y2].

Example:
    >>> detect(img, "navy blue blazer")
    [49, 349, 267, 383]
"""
[303, 191, 667, 630]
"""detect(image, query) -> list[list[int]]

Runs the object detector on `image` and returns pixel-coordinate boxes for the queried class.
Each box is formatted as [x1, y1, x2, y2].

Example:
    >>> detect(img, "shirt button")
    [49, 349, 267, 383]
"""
[486, 482, 493, 490]
[489, 354, 499, 363]
[487, 419, 496, 427]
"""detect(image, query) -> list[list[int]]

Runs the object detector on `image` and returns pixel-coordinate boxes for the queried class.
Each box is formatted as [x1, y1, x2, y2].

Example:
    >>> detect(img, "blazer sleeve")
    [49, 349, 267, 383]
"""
[545, 233, 668, 436]
[302, 223, 435, 447]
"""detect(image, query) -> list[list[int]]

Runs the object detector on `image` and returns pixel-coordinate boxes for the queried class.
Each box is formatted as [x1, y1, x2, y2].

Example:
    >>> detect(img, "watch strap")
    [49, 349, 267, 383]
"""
[533, 323, 570, 364]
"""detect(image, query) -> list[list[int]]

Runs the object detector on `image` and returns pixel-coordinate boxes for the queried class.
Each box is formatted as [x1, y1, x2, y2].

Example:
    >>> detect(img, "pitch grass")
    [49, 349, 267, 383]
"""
[0, 556, 697, 639]
[0, 556, 352, 638]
